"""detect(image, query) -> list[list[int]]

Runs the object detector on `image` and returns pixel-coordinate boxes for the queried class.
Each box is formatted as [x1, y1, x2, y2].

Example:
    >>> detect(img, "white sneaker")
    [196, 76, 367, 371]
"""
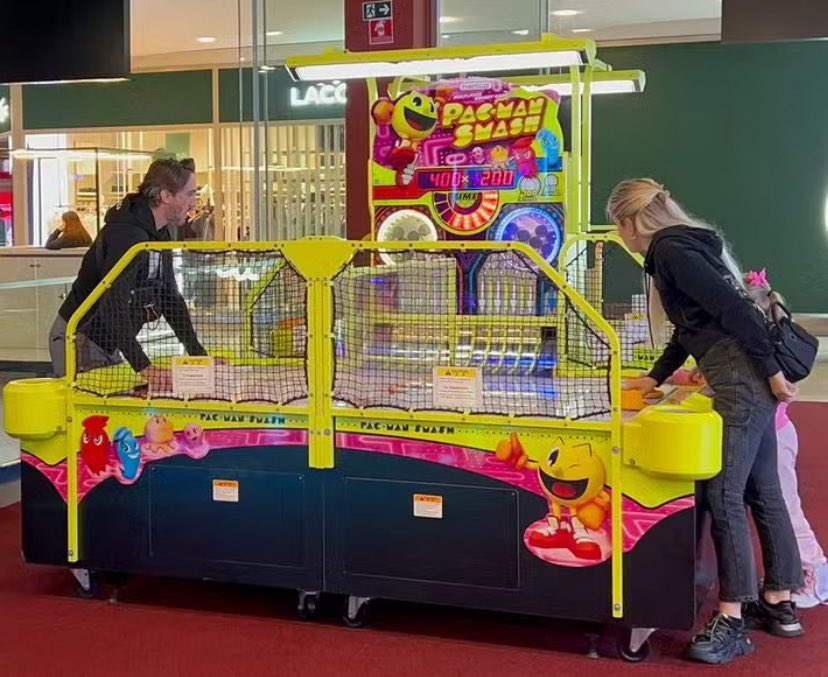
[792, 569, 821, 609]
[814, 562, 828, 604]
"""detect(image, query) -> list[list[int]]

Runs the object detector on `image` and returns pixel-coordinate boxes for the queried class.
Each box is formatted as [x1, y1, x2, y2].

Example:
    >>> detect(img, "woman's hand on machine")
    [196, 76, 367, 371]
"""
[623, 375, 658, 392]
[768, 371, 798, 403]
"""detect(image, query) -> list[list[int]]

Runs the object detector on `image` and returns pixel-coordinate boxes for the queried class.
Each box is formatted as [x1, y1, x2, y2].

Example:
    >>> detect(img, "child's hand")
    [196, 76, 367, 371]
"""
[769, 371, 798, 403]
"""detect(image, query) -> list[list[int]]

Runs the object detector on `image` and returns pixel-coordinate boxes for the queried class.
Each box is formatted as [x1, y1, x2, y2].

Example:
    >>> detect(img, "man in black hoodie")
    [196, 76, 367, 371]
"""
[49, 157, 207, 389]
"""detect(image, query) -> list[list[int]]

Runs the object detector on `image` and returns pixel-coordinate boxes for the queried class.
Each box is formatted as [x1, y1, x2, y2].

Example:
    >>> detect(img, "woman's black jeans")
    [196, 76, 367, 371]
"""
[698, 338, 803, 602]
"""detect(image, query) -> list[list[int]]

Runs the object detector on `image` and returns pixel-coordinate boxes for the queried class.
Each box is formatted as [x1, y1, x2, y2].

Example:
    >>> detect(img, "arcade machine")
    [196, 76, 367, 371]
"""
[280, 38, 721, 659]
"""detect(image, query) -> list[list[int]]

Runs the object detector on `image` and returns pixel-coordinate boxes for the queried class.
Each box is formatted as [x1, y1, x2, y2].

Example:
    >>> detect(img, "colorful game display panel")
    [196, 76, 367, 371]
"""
[371, 77, 566, 264]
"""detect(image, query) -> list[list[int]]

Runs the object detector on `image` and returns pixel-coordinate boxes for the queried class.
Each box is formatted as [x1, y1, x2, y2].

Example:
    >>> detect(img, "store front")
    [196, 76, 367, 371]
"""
[218, 67, 346, 241]
[4, 67, 346, 247]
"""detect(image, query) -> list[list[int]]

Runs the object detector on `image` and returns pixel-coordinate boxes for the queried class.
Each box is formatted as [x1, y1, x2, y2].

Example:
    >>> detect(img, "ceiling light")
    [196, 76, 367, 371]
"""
[439, 16, 461, 24]
[12, 149, 153, 161]
[512, 29, 530, 36]
[196, 36, 217, 44]
[259, 65, 275, 72]
[571, 28, 593, 33]
[20, 77, 129, 85]
[551, 10, 581, 17]
[441, 34, 452, 39]
[266, 30, 284, 37]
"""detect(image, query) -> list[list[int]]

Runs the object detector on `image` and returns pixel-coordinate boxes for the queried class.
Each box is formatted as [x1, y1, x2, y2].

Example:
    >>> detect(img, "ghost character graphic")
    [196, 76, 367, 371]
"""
[511, 137, 538, 178]
[80, 415, 110, 475]
[113, 427, 141, 481]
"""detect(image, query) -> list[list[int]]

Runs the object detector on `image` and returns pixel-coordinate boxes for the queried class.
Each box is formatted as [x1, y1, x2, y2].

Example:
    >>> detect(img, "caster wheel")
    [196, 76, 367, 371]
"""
[342, 597, 370, 628]
[297, 593, 320, 621]
[618, 637, 650, 663]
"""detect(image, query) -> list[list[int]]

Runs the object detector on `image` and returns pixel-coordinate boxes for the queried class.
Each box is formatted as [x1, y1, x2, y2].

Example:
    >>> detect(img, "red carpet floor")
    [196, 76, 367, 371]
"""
[1, 403, 827, 676]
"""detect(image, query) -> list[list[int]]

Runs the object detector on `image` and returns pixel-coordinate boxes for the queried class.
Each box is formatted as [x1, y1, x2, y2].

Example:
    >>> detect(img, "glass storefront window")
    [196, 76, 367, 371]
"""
[23, 128, 214, 245]
[221, 120, 346, 241]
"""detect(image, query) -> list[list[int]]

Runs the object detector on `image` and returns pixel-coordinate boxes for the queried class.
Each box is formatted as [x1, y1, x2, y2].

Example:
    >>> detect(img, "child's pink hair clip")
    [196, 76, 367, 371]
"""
[746, 268, 769, 288]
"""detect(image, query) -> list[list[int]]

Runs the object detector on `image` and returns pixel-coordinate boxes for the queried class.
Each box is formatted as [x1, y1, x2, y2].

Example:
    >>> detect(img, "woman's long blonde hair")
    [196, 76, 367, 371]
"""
[606, 178, 744, 346]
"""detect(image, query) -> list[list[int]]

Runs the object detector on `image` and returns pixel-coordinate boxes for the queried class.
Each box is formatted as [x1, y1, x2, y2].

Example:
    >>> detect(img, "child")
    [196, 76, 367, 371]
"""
[746, 269, 828, 609]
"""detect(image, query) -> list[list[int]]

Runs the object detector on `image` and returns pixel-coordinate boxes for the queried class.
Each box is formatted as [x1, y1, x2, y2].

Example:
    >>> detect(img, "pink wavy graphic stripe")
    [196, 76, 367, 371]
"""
[335, 432, 694, 552]
[22, 428, 308, 503]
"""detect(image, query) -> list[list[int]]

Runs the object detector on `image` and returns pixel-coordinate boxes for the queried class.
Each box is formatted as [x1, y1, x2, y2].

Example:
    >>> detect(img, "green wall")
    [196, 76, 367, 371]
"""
[22, 70, 213, 129]
[592, 41, 828, 312]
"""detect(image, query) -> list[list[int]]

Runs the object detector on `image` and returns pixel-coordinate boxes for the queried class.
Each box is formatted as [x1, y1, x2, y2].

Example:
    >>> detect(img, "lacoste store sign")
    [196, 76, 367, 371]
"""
[290, 82, 347, 108]
[268, 69, 346, 120]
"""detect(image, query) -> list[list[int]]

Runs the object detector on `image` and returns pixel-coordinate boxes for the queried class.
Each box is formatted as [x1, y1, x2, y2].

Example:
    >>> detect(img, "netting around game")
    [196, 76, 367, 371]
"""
[563, 239, 673, 371]
[71, 248, 309, 404]
[331, 248, 612, 420]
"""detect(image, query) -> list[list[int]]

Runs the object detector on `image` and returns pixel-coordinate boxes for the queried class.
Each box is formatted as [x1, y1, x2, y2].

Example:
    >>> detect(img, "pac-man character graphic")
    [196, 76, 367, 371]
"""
[113, 427, 141, 481]
[80, 415, 110, 475]
[142, 415, 176, 455]
[498, 435, 609, 560]
[372, 90, 440, 186]
[490, 145, 510, 168]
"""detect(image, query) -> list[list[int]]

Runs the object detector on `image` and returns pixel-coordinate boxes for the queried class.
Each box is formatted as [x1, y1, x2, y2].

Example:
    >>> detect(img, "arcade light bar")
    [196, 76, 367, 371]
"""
[513, 70, 646, 96]
[286, 36, 596, 82]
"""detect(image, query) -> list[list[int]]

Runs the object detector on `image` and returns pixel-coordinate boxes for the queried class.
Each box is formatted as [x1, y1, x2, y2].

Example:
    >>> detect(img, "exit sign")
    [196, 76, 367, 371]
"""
[362, 1, 392, 21]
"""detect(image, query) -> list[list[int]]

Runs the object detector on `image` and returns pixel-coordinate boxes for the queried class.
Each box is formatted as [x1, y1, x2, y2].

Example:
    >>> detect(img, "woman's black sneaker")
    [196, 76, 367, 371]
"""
[686, 614, 755, 664]
[743, 597, 804, 638]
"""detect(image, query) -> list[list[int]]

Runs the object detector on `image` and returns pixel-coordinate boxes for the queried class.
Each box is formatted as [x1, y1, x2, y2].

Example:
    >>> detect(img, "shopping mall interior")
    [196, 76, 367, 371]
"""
[0, 0, 827, 673]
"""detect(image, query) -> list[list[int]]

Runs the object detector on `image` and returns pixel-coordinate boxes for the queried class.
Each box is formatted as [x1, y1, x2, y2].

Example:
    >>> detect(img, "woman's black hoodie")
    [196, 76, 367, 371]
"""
[644, 225, 779, 385]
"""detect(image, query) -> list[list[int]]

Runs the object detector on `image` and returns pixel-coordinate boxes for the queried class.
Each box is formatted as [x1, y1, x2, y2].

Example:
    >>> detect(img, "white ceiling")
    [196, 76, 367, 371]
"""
[131, 0, 722, 67]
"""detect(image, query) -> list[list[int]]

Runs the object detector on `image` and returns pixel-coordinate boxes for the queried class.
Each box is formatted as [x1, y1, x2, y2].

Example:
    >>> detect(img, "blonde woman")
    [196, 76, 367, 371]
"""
[45, 210, 92, 250]
[608, 178, 803, 664]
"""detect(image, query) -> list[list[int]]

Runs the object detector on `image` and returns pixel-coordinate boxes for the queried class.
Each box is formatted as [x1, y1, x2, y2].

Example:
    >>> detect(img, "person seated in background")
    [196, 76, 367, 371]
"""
[48, 157, 209, 390]
[45, 210, 92, 250]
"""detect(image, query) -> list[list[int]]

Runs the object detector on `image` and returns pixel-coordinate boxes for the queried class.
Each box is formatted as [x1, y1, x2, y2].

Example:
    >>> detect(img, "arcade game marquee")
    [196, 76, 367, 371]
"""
[2, 37, 721, 662]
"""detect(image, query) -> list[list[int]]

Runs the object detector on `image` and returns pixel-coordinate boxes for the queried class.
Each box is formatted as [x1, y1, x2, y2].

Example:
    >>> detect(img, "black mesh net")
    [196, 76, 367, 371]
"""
[332, 248, 612, 420]
[72, 248, 308, 404]
[564, 240, 673, 372]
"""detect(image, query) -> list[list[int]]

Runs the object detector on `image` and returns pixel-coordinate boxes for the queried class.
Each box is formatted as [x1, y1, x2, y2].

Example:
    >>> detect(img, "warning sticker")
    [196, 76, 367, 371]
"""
[172, 356, 216, 397]
[212, 479, 239, 503]
[433, 366, 482, 410]
[413, 493, 443, 519]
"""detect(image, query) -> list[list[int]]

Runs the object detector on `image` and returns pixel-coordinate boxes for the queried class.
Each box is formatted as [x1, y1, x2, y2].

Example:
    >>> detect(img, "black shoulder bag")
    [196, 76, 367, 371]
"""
[765, 300, 818, 383]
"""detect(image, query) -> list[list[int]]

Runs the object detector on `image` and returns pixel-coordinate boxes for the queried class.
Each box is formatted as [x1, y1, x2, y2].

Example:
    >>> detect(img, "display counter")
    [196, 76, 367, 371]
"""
[0, 247, 85, 362]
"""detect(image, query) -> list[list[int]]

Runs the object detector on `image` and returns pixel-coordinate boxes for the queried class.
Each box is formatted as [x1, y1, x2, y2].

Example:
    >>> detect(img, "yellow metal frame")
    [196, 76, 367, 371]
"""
[55, 238, 627, 615]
